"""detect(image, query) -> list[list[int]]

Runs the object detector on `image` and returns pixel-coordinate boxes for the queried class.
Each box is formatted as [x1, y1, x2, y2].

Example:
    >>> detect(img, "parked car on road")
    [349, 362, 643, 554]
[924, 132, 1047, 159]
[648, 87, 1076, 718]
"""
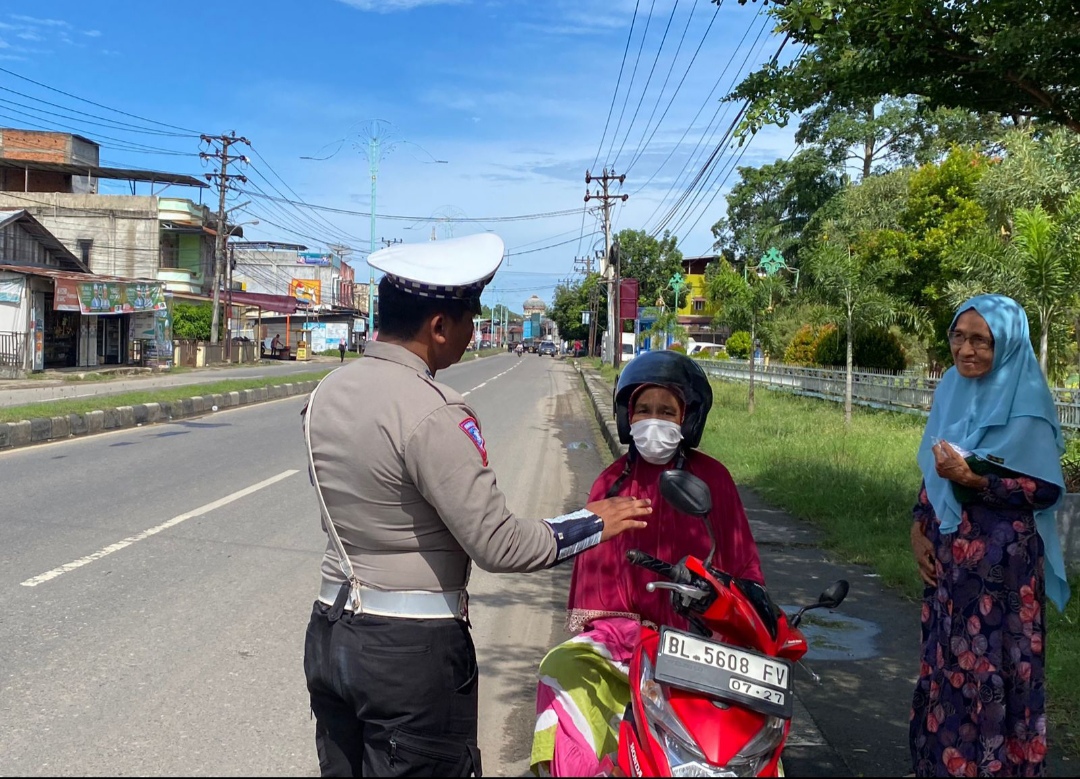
[539, 341, 557, 356]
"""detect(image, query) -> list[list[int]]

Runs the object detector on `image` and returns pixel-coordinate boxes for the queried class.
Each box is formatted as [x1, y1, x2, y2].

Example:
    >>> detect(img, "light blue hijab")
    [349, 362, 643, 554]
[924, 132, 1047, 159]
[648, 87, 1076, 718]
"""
[917, 294, 1069, 609]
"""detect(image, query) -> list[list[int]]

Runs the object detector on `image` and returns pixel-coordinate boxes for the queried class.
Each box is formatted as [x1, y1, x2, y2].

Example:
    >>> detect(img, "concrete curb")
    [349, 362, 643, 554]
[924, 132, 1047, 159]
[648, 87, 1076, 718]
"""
[0, 379, 321, 452]
[574, 362, 627, 459]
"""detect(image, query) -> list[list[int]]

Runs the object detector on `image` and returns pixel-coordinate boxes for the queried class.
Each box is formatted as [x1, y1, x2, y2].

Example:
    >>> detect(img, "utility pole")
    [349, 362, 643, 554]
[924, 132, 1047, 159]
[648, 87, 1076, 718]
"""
[585, 168, 628, 367]
[201, 133, 249, 346]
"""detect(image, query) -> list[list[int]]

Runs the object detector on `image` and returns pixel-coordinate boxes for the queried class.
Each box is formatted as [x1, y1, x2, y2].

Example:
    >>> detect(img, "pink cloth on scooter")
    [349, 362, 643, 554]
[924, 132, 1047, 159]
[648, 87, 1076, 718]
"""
[567, 450, 764, 633]
[532, 617, 640, 777]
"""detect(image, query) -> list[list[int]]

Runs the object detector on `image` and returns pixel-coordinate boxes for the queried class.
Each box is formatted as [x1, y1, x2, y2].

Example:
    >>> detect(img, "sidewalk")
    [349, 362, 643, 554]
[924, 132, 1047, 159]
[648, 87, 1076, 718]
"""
[0, 358, 340, 408]
[575, 363, 1073, 777]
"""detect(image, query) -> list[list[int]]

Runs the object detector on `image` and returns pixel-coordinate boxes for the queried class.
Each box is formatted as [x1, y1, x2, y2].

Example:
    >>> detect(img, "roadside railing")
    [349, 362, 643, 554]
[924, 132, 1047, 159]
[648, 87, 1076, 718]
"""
[0, 331, 27, 377]
[700, 359, 1080, 432]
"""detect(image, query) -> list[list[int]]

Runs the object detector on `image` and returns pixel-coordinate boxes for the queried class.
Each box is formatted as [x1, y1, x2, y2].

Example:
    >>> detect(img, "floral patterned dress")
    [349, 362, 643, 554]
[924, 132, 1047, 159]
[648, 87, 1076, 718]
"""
[910, 475, 1061, 777]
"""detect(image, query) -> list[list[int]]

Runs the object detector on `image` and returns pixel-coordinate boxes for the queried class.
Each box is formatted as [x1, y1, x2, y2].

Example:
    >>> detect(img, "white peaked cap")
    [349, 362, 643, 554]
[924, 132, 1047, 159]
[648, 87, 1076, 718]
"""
[368, 232, 505, 300]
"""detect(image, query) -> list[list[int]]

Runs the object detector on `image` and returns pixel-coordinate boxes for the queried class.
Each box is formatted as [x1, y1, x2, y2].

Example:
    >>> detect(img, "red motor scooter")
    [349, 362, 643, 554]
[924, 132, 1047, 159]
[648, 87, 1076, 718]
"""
[598, 469, 849, 778]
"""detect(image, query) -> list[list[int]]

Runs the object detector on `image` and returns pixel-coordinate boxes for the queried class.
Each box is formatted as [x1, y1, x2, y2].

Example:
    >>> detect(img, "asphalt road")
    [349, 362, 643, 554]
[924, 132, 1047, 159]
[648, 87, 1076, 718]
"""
[0, 352, 603, 776]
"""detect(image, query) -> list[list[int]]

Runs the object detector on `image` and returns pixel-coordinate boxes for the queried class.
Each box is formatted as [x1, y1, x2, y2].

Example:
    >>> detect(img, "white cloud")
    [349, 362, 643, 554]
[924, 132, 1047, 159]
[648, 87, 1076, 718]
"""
[10, 15, 70, 27]
[335, 0, 465, 11]
[16, 31, 42, 41]
[83, 30, 102, 37]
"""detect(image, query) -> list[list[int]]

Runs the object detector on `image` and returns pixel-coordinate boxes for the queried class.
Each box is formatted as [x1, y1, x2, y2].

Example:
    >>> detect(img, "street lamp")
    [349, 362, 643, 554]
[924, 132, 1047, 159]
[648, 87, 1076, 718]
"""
[225, 218, 259, 361]
[302, 123, 447, 338]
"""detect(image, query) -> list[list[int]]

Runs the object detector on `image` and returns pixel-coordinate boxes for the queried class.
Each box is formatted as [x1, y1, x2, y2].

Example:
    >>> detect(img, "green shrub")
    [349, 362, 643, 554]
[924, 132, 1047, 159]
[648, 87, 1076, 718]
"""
[814, 325, 907, 371]
[667, 343, 687, 354]
[784, 324, 819, 365]
[725, 331, 752, 359]
[171, 303, 216, 341]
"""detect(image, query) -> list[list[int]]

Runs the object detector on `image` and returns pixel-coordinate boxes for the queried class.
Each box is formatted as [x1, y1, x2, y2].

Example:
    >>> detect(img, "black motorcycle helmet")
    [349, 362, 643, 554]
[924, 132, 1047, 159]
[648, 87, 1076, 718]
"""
[613, 350, 713, 449]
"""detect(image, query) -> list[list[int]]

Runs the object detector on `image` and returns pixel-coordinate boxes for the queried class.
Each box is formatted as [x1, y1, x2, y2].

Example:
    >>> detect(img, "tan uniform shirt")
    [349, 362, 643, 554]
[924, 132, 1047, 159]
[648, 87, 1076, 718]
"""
[306, 340, 558, 593]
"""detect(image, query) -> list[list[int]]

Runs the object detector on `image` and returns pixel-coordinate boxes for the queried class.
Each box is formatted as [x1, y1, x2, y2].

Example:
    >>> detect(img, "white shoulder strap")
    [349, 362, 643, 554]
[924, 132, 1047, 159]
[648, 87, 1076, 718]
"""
[303, 379, 357, 585]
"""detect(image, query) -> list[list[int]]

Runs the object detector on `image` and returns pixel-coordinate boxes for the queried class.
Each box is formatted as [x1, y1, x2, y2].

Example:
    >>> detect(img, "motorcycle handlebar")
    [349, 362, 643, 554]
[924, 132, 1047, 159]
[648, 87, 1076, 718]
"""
[626, 550, 691, 584]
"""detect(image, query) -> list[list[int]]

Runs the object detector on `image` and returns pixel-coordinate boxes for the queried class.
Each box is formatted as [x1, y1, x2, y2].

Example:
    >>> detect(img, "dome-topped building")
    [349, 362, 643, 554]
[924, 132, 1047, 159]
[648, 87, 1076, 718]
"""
[523, 295, 546, 314]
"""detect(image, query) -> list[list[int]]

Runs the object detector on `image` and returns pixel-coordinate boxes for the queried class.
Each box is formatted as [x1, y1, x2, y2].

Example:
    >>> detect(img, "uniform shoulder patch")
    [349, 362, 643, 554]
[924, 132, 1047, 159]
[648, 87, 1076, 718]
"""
[459, 416, 488, 466]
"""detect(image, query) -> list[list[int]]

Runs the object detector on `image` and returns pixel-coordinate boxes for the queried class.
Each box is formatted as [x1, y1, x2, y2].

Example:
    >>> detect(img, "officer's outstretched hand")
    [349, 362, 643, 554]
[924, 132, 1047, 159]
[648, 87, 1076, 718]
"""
[587, 496, 652, 542]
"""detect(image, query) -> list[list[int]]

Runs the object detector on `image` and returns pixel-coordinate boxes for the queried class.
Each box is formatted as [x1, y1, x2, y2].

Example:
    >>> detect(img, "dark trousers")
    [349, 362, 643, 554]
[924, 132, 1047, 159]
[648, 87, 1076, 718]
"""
[303, 601, 482, 777]
[339, 348, 346, 362]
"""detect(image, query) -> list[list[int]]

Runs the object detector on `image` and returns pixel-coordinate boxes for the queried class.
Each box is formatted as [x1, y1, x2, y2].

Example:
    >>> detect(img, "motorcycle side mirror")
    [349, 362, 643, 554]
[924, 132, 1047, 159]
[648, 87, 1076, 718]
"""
[790, 580, 850, 628]
[817, 580, 849, 610]
[659, 469, 712, 518]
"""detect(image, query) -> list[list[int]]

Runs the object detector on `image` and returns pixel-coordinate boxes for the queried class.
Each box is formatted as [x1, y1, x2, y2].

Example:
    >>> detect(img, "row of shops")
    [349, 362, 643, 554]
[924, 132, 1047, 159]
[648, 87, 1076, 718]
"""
[0, 264, 172, 372]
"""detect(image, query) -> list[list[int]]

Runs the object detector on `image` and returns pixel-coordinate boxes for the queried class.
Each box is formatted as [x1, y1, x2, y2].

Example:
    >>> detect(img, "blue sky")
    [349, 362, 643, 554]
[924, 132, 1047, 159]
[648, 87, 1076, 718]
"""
[0, 0, 798, 310]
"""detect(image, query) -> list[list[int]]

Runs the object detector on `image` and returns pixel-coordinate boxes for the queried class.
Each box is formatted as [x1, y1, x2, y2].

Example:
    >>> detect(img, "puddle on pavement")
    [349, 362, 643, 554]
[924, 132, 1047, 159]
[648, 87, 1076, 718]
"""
[566, 441, 592, 450]
[781, 607, 880, 661]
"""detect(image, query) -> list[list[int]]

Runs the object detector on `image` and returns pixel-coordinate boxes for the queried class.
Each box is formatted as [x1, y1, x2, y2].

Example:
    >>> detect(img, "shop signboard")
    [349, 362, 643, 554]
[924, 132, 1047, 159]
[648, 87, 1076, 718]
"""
[289, 278, 321, 306]
[54, 279, 167, 314]
[297, 252, 332, 266]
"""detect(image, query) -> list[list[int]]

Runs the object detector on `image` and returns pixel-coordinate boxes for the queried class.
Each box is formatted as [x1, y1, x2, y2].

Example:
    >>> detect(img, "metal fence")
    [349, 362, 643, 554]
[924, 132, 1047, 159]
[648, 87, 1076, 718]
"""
[700, 359, 1080, 432]
[0, 330, 27, 376]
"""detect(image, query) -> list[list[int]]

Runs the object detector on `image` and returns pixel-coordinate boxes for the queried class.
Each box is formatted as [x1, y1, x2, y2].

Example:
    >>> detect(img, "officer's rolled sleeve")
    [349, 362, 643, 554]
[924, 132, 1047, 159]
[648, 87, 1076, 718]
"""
[403, 405, 558, 572]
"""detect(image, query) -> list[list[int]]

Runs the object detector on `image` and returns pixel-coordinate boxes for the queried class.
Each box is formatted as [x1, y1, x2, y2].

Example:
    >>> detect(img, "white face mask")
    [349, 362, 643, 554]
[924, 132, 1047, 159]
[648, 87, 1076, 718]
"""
[630, 418, 684, 465]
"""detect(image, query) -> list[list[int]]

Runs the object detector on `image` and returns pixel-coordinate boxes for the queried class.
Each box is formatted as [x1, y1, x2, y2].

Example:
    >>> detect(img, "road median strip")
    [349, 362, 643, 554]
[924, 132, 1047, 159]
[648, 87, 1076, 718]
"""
[0, 370, 333, 451]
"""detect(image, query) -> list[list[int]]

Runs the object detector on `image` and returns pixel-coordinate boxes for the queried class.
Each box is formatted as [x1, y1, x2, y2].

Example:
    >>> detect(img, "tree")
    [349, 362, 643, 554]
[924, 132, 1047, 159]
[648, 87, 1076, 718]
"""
[711, 148, 843, 265]
[616, 229, 684, 308]
[548, 275, 606, 343]
[728, 0, 1080, 136]
[890, 147, 990, 364]
[705, 259, 790, 413]
[949, 196, 1080, 378]
[797, 96, 936, 179]
[978, 127, 1080, 230]
[805, 237, 913, 423]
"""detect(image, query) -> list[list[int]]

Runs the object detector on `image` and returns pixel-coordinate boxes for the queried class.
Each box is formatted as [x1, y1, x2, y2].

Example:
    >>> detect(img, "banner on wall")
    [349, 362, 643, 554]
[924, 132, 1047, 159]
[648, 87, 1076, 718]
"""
[0, 277, 22, 304]
[54, 279, 167, 314]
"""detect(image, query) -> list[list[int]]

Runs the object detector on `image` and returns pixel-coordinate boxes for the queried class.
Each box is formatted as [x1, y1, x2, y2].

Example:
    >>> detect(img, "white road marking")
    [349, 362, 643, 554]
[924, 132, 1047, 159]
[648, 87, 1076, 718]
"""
[20, 469, 300, 587]
[461, 359, 522, 397]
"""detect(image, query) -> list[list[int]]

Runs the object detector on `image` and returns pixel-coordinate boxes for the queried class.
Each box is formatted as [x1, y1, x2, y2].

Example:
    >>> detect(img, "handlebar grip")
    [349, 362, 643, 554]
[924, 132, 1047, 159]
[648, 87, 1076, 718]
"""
[626, 549, 677, 579]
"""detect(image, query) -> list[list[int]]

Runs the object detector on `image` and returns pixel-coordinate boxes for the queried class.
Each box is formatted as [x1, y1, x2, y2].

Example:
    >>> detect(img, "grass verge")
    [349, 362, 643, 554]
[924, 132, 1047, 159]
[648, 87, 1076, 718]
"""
[695, 379, 1080, 757]
[0, 370, 333, 423]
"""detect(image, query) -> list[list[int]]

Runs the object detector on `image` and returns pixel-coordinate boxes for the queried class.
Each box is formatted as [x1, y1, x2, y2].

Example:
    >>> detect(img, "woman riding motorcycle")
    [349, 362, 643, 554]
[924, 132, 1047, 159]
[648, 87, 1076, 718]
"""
[530, 351, 764, 777]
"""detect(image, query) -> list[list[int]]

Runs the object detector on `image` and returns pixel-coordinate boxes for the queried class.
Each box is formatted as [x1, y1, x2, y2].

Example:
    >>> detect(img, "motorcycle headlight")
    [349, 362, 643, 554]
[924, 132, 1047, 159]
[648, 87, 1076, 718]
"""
[640, 655, 736, 777]
[638, 653, 787, 778]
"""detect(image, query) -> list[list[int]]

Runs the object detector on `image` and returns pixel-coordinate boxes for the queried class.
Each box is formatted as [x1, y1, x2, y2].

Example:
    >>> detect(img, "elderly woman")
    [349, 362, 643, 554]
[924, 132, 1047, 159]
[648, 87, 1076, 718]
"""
[909, 295, 1069, 777]
[530, 351, 763, 777]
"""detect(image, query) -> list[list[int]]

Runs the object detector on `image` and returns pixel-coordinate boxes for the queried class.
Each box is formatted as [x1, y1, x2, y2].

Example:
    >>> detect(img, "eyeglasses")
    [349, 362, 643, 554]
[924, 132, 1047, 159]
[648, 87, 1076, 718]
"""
[947, 330, 994, 351]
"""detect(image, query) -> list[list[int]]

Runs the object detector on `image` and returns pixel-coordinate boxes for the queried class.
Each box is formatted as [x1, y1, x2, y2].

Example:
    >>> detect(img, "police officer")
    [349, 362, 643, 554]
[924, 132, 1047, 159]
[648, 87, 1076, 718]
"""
[301, 233, 652, 778]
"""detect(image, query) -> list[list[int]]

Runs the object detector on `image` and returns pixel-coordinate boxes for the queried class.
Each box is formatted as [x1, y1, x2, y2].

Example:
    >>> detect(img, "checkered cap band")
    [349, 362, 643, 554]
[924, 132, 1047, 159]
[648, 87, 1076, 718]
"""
[386, 272, 494, 300]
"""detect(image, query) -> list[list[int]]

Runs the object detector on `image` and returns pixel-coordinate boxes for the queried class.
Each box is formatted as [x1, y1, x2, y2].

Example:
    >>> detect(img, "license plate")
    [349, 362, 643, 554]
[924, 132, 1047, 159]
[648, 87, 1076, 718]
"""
[654, 628, 794, 719]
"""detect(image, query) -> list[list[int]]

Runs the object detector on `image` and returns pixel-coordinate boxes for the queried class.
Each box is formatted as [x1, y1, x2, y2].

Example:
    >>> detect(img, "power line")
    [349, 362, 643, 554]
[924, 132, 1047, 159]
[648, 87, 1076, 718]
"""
[0, 65, 201, 134]
[0, 108, 198, 157]
[641, 16, 777, 235]
[604, 0, 659, 166]
[590, 0, 642, 173]
[507, 231, 602, 256]
[624, 0, 723, 173]
[611, 0, 682, 168]
[630, 9, 767, 201]
[0, 87, 199, 138]
[233, 188, 585, 222]
[246, 145, 367, 245]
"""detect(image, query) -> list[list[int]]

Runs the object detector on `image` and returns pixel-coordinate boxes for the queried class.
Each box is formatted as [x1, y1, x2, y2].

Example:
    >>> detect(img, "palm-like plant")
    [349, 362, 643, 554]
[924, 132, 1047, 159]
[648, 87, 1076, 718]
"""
[705, 259, 791, 413]
[804, 234, 918, 425]
[950, 194, 1080, 377]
